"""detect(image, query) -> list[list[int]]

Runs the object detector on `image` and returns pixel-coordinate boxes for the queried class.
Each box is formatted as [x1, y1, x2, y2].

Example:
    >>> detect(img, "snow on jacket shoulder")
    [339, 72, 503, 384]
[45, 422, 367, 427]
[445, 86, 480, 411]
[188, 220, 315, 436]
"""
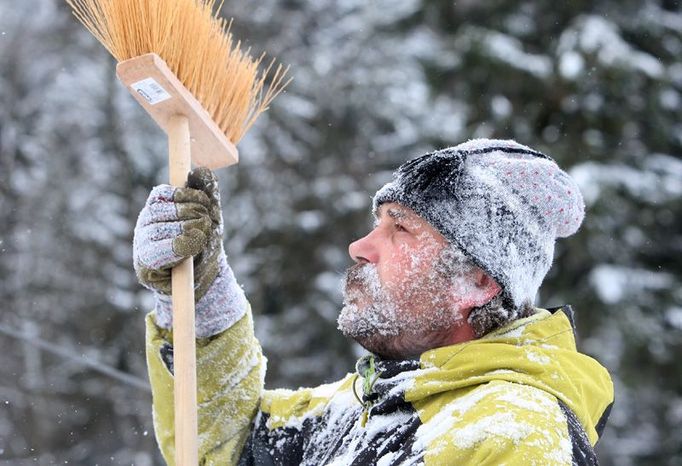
[145, 305, 614, 466]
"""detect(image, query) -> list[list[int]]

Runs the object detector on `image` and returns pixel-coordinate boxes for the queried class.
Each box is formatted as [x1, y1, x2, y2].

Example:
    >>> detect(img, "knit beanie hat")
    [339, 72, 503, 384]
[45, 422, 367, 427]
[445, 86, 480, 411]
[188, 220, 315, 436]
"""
[373, 139, 585, 309]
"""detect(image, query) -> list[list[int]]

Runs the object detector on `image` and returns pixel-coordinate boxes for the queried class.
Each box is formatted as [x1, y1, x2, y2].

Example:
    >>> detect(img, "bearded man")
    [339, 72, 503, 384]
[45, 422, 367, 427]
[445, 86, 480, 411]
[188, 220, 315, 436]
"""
[134, 139, 614, 465]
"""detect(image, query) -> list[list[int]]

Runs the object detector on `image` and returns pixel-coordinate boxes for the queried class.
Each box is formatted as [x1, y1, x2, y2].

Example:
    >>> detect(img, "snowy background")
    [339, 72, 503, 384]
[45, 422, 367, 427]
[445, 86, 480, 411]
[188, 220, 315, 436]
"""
[1, 0, 681, 464]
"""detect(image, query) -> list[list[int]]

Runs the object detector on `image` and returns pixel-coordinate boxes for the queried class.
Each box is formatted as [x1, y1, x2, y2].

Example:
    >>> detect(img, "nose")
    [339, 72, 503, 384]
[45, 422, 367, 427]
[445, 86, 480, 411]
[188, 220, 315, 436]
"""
[348, 230, 380, 264]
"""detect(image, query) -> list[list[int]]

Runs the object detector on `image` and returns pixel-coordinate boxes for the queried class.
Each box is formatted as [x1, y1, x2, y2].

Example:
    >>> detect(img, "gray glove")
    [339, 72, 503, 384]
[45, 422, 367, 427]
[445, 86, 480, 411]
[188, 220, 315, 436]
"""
[133, 167, 246, 337]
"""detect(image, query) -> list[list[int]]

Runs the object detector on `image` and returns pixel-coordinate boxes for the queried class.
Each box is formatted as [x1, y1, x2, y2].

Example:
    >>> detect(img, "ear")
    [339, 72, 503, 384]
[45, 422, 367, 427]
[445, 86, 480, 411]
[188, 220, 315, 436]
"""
[456, 269, 502, 309]
[473, 270, 502, 303]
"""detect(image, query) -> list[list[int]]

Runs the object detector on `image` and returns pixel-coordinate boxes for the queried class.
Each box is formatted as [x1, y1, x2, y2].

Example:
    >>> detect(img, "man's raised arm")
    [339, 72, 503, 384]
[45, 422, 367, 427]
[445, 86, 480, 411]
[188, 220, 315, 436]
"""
[133, 167, 264, 465]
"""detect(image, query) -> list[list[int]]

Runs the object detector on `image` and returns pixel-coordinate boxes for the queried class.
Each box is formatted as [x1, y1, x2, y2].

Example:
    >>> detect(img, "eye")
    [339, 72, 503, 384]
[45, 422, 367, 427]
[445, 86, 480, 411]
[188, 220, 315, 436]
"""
[394, 223, 408, 233]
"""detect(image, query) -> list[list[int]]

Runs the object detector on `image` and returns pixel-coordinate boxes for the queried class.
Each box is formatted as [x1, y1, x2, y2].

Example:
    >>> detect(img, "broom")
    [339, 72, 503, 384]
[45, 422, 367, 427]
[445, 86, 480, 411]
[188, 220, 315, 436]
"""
[64, 1, 290, 463]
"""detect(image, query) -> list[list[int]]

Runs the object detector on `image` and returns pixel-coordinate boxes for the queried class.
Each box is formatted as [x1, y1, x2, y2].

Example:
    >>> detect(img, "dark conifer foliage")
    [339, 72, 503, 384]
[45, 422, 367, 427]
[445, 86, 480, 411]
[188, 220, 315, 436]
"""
[0, 0, 679, 464]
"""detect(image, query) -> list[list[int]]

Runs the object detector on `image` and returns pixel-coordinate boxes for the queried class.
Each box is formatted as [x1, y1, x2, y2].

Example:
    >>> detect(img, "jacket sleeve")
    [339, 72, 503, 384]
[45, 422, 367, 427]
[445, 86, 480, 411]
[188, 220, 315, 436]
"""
[145, 303, 265, 466]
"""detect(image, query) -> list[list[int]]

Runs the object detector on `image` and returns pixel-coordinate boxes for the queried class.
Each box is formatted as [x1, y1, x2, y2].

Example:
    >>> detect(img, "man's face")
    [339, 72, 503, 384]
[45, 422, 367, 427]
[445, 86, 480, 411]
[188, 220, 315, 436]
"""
[338, 203, 479, 359]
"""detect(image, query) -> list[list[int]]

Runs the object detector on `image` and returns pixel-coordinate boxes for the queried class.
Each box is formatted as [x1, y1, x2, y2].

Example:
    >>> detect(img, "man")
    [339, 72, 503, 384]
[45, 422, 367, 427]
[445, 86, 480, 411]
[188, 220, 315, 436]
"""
[134, 139, 614, 465]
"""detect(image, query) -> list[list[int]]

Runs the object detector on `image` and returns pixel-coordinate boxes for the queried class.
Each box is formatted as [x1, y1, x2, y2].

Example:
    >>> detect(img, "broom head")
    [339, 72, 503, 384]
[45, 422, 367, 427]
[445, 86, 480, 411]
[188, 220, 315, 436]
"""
[116, 53, 238, 169]
[66, 0, 291, 169]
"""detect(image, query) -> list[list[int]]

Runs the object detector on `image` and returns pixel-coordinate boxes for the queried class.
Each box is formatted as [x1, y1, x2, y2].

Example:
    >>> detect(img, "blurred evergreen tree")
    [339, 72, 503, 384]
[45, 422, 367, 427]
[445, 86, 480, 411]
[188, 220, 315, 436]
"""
[0, 0, 679, 464]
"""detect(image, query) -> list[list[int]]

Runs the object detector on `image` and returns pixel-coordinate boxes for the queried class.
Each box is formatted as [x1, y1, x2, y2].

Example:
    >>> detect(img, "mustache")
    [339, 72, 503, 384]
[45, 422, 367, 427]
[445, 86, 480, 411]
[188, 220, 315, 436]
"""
[343, 263, 369, 291]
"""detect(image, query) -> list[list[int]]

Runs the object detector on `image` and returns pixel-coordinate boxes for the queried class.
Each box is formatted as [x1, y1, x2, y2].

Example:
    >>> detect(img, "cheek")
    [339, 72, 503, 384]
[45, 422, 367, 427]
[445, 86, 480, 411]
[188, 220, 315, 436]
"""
[388, 246, 418, 278]
[382, 242, 439, 288]
[399, 238, 441, 272]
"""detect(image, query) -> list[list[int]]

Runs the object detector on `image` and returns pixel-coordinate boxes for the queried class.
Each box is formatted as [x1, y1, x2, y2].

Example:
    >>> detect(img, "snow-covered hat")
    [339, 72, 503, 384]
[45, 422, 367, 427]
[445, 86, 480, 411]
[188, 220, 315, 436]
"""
[373, 139, 585, 309]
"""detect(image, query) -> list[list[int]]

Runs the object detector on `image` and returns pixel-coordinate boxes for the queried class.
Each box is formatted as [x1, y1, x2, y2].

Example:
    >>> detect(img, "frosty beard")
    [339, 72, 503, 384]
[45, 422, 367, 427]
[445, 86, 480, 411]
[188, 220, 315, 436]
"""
[337, 248, 475, 359]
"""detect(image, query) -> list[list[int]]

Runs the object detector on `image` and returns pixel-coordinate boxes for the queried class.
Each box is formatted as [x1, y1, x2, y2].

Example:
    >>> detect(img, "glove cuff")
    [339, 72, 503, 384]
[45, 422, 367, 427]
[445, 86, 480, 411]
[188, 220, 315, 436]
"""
[153, 293, 173, 330]
[195, 256, 247, 337]
[152, 255, 247, 338]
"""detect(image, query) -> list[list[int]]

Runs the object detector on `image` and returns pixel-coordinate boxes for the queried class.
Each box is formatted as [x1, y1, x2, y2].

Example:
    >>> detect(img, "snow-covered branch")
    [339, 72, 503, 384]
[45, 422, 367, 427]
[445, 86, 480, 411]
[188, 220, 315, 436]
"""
[0, 322, 150, 393]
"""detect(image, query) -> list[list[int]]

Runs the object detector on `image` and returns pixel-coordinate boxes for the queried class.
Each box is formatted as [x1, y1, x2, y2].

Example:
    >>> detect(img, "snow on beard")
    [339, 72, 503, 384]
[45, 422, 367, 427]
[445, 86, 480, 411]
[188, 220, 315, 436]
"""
[337, 244, 477, 359]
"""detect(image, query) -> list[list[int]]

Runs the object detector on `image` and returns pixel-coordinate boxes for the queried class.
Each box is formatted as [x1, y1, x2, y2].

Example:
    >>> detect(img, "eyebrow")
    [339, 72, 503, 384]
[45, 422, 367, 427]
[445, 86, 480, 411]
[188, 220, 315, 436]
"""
[373, 206, 411, 227]
[385, 208, 408, 220]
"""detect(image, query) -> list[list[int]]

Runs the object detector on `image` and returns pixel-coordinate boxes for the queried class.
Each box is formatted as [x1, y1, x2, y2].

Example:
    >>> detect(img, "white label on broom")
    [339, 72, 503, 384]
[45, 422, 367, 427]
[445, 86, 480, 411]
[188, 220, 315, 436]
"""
[131, 78, 172, 105]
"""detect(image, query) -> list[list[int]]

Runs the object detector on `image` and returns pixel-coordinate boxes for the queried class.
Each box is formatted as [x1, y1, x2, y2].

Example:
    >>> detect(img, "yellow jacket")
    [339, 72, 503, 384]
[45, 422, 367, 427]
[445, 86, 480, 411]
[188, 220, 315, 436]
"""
[146, 305, 613, 465]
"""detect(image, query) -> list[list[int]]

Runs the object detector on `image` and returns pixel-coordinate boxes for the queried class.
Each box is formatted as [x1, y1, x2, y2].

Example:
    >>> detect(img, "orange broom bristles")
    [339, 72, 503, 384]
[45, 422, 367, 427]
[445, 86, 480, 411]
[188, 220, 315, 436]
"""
[65, 0, 290, 143]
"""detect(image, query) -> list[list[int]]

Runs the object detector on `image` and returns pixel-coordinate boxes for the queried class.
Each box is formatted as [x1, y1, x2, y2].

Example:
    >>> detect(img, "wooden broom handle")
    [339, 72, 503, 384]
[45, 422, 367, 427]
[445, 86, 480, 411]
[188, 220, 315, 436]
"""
[168, 114, 199, 466]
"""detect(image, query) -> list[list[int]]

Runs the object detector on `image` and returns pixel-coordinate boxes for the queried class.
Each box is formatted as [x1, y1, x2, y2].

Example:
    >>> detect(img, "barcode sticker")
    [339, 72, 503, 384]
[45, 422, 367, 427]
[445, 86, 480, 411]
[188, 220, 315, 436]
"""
[130, 78, 172, 105]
